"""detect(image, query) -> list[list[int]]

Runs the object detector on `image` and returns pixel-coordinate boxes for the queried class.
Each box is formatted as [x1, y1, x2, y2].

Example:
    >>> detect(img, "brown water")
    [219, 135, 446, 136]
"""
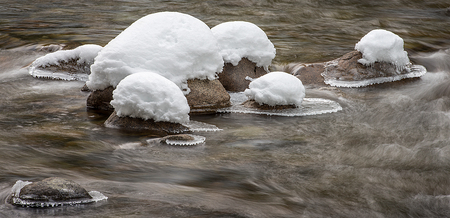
[1, 1, 450, 217]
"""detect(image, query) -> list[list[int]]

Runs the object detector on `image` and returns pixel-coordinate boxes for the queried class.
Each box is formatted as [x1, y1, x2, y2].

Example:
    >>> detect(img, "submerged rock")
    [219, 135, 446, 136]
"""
[218, 58, 268, 92]
[9, 177, 94, 207]
[105, 111, 189, 134]
[146, 134, 206, 146]
[242, 99, 297, 110]
[86, 86, 115, 112]
[185, 79, 231, 114]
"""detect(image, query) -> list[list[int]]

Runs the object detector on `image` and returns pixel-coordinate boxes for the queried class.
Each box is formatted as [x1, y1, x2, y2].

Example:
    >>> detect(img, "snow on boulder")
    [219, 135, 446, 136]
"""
[355, 29, 410, 68]
[110, 72, 190, 124]
[87, 12, 224, 93]
[29, 44, 102, 81]
[244, 72, 305, 107]
[211, 21, 276, 71]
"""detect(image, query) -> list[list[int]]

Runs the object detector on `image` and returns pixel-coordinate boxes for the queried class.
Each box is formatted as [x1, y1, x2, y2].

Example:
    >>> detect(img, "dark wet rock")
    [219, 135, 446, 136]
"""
[162, 134, 195, 141]
[143, 134, 206, 146]
[242, 99, 297, 110]
[185, 79, 231, 114]
[86, 86, 114, 111]
[218, 58, 268, 92]
[15, 177, 92, 204]
[105, 111, 189, 134]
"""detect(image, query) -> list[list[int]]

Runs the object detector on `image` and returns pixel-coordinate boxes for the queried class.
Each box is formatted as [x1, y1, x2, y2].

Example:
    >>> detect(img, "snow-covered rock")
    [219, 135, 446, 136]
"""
[355, 29, 410, 67]
[87, 12, 224, 94]
[29, 44, 102, 81]
[244, 72, 305, 107]
[110, 72, 190, 124]
[211, 21, 276, 71]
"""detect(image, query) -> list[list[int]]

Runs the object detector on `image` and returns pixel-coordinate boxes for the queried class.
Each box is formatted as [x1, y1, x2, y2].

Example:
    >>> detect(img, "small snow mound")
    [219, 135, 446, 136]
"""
[110, 72, 190, 124]
[87, 12, 224, 93]
[244, 72, 305, 106]
[29, 44, 102, 81]
[211, 21, 276, 70]
[355, 29, 410, 67]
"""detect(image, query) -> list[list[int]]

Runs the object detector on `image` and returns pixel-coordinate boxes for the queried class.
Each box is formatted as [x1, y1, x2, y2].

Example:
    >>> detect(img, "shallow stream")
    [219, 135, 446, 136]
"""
[1, 1, 450, 217]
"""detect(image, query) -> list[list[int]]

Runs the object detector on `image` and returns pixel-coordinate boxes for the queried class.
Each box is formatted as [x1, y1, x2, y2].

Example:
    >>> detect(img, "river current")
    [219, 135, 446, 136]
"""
[1, 1, 450, 217]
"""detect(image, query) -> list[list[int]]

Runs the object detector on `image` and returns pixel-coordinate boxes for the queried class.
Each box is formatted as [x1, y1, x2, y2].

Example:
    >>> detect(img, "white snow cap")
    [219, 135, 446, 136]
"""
[244, 72, 305, 106]
[110, 72, 190, 124]
[87, 12, 224, 93]
[355, 29, 410, 67]
[211, 21, 276, 70]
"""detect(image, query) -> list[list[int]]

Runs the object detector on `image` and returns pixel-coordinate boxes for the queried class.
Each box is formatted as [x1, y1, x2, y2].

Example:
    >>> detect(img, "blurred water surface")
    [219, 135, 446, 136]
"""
[1, 0, 450, 217]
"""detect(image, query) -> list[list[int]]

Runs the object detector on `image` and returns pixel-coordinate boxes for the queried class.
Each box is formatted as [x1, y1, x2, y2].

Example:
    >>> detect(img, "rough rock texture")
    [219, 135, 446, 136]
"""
[86, 86, 114, 111]
[242, 100, 297, 110]
[18, 177, 92, 202]
[105, 111, 189, 134]
[185, 79, 231, 114]
[322, 50, 411, 81]
[218, 58, 268, 92]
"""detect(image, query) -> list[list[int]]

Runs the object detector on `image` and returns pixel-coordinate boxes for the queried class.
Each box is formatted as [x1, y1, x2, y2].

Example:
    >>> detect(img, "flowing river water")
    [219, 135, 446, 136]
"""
[1, 1, 450, 217]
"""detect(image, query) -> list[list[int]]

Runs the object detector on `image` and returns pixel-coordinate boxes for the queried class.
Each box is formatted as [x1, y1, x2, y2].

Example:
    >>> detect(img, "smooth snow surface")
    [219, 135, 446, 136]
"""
[218, 92, 342, 116]
[87, 12, 224, 93]
[244, 72, 305, 106]
[29, 44, 102, 81]
[355, 29, 410, 67]
[9, 180, 108, 208]
[110, 72, 190, 124]
[211, 21, 276, 70]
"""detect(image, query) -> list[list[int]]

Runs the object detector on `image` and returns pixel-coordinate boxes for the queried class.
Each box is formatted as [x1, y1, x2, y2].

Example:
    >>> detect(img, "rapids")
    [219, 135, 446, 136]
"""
[1, 0, 450, 217]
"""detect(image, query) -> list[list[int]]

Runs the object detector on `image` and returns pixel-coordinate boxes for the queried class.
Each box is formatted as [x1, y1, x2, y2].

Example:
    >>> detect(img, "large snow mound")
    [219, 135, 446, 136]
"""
[355, 29, 410, 67]
[87, 12, 224, 93]
[244, 72, 305, 106]
[110, 72, 190, 124]
[211, 21, 276, 70]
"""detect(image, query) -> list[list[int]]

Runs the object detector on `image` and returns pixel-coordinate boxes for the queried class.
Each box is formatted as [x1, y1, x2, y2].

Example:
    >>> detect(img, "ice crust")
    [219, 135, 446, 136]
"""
[355, 29, 410, 67]
[163, 134, 206, 146]
[110, 72, 190, 124]
[218, 92, 342, 116]
[244, 72, 305, 106]
[29, 44, 102, 81]
[211, 21, 276, 70]
[10, 180, 107, 208]
[87, 12, 224, 93]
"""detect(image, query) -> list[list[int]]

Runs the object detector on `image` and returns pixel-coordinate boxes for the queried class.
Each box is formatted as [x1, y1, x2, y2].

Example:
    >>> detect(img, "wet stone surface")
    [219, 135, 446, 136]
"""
[218, 58, 268, 92]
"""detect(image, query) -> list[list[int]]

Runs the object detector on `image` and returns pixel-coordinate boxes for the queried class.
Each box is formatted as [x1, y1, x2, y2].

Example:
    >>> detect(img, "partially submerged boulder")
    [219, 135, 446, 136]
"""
[105, 111, 189, 134]
[242, 99, 297, 110]
[218, 58, 268, 92]
[9, 177, 92, 207]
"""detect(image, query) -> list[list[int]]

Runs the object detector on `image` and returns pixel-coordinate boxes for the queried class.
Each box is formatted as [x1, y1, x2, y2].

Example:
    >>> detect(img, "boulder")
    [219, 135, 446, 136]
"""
[242, 99, 297, 110]
[284, 62, 326, 86]
[218, 58, 268, 92]
[105, 111, 189, 134]
[86, 86, 114, 112]
[12, 177, 92, 206]
[185, 79, 231, 114]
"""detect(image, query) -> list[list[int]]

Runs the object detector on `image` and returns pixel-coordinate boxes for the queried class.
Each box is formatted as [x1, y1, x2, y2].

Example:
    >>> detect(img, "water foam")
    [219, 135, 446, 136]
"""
[217, 92, 342, 116]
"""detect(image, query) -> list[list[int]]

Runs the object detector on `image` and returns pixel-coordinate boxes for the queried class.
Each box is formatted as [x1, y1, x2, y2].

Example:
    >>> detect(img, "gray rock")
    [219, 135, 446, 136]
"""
[105, 111, 190, 135]
[218, 58, 268, 92]
[86, 86, 115, 112]
[17, 177, 92, 202]
[242, 99, 297, 110]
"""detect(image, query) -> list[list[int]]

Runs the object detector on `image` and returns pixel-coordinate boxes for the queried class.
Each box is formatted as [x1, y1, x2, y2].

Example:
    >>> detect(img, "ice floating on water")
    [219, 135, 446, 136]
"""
[28, 44, 102, 81]
[9, 180, 107, 208]
[184, 120, 222, 132]
[159, 134, 206, 146]
[218, 92, 342, 116]
[323, 62, 427, 88]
